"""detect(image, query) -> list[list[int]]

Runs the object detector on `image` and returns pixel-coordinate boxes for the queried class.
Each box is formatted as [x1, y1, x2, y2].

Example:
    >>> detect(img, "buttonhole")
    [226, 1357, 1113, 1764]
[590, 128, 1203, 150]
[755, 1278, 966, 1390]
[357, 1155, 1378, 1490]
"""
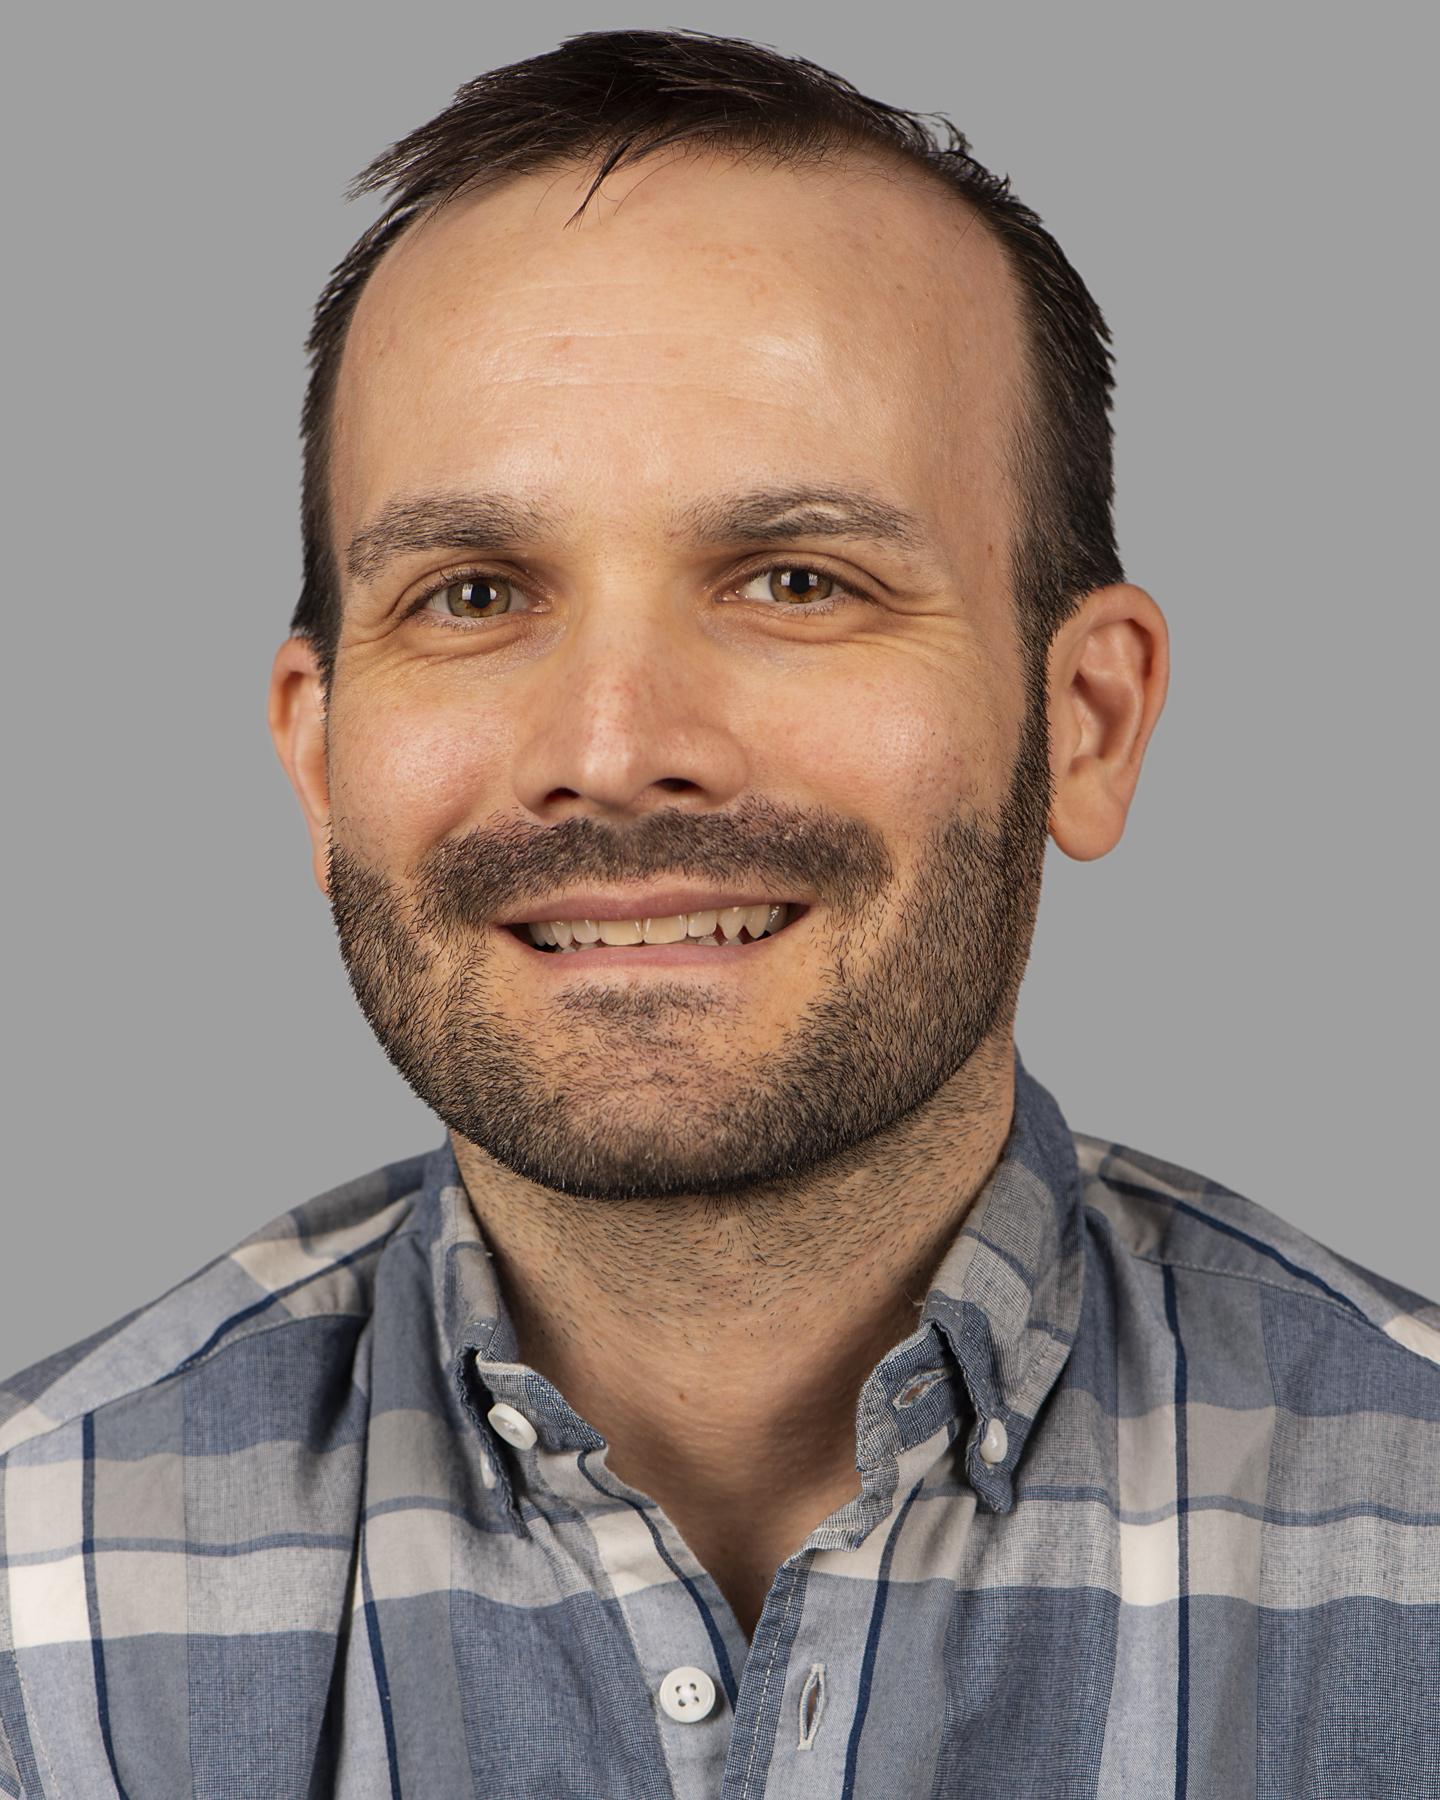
[893, 1370, 945, 1410]
[797, 1662, 827, 1749]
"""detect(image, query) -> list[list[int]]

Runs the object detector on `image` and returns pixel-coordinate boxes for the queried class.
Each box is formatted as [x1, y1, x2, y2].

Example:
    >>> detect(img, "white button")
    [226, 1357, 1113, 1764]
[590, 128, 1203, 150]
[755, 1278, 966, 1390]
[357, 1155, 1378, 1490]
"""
[486, 1402, 537, 1449]
[978, 1416, 1008, 1464]
[658, 1665, 718, 1723]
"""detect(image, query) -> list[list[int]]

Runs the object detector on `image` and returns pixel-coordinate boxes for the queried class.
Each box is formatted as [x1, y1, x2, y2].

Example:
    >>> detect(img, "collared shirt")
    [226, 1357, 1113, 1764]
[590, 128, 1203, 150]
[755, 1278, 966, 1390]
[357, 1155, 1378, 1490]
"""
[2, 1048, 1437, 1798]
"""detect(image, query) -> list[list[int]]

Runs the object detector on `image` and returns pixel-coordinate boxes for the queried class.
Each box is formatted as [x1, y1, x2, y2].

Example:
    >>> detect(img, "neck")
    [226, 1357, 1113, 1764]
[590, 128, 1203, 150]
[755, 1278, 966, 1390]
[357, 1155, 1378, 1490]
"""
[450, 1034, 1016, 1523]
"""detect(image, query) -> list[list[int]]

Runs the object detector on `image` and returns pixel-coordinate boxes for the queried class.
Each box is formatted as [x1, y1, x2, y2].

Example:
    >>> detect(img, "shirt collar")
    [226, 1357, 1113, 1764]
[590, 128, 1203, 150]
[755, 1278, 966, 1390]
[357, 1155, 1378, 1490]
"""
[917, 1045, 1087, 1511]
[405, 1042, 1085, 1520]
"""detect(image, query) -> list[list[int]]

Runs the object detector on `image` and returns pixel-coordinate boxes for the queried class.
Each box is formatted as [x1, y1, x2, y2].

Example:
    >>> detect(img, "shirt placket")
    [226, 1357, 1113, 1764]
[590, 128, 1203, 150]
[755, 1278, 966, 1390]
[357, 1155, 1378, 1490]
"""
[469, 1326, 972, 1799]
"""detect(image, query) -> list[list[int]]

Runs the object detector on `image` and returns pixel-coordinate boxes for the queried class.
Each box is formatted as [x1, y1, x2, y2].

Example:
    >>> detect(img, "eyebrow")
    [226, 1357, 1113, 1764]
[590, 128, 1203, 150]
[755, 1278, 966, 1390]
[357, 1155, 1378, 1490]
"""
[344, 484, 934, 587]
[345, 494, 554, 585]
[676, 486, 930, 556]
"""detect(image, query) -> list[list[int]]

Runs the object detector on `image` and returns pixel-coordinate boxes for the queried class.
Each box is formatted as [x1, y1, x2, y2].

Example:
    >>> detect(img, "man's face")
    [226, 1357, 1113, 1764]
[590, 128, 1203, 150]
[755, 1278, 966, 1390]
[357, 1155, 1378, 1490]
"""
[312, 151, 1053, 1201]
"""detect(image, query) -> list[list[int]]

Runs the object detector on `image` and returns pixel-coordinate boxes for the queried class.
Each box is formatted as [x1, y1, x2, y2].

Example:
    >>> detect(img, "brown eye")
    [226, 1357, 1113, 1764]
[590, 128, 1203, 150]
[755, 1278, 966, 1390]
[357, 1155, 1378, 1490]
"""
[768, 567, 835, 604]
[430, 576, 515, 619]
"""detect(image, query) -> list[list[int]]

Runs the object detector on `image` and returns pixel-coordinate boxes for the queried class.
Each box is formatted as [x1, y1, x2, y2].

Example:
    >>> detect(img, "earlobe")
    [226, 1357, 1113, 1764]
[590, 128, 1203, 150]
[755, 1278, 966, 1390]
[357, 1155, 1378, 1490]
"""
[1046, 584, 1170, 863]
[267, 635, 333, 897]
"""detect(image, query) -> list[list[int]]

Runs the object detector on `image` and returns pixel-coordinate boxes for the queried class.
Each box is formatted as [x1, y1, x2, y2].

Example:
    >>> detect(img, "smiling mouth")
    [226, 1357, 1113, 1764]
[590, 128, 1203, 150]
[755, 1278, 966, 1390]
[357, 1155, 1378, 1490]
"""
[505, 902, 808, 953]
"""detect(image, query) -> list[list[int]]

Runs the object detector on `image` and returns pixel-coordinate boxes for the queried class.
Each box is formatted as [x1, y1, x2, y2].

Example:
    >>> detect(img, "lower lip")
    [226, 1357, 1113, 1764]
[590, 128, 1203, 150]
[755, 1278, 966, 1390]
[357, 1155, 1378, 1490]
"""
[497, 916, 804, 973]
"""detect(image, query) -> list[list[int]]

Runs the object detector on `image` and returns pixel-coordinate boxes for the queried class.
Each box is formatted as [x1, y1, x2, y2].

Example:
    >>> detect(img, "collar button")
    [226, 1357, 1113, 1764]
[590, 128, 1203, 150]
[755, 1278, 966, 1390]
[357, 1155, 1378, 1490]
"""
[487, 1401, 537, 1450]
[978, 1416, 1008, 1465]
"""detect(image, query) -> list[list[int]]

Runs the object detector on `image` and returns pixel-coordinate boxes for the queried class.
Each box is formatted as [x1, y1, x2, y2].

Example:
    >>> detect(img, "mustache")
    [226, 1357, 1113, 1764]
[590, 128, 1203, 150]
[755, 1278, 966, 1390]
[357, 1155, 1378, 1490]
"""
[409, 794, 892, 927]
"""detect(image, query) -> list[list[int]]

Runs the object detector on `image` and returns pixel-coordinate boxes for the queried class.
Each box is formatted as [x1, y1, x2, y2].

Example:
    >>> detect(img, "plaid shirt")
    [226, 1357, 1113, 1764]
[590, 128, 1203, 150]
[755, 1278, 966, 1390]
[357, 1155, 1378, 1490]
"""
[2, 1049, 1437, 1798]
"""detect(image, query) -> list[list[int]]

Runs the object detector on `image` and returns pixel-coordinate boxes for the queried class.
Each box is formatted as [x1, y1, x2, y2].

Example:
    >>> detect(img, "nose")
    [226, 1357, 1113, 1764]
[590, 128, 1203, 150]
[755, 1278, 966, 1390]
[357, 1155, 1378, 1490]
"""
[507, 586, 751, 824]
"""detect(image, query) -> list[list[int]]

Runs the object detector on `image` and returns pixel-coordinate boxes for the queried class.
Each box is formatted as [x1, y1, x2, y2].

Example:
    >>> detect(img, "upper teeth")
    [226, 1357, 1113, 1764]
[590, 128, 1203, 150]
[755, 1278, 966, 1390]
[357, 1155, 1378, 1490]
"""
[527, 903, 789, 949]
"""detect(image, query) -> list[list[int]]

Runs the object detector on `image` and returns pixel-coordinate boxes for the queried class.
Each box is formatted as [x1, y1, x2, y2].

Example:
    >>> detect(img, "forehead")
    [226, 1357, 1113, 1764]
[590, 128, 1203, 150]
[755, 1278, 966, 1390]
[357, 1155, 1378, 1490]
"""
[329, 150, 1026, 563]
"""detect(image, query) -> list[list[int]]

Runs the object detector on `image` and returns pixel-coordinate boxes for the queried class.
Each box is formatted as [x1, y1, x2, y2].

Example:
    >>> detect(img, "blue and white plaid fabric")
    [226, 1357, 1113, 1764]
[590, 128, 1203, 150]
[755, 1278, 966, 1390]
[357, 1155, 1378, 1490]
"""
[2, 1047, 1437, 1796]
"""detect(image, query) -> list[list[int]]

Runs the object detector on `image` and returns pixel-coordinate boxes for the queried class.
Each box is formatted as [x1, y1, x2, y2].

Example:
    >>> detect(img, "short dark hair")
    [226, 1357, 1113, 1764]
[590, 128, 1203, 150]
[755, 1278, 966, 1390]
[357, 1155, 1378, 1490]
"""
[292, 28, 1124, 706]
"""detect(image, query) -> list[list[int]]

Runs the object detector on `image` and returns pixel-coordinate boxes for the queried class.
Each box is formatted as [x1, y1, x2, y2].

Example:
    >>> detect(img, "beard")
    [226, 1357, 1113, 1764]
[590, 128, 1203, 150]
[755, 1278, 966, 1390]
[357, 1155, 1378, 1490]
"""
[326, 682, 1052, 1204]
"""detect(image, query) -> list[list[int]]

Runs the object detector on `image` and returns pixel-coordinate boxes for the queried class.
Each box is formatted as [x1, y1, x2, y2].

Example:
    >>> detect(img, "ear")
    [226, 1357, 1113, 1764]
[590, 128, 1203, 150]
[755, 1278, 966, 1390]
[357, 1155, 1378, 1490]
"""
[1046, 583, 1170, 862]
[268, 635, 332, 897]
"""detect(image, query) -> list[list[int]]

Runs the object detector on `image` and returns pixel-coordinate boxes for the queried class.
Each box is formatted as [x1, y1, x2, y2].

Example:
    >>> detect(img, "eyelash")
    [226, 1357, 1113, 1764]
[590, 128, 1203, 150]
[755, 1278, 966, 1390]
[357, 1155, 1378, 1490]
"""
[402, 561, 866, 631]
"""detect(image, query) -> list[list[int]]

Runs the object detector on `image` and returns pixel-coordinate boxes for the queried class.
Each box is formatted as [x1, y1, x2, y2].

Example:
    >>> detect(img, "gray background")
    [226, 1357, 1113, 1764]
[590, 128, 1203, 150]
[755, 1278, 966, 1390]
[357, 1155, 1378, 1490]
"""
[5, 1, 1434, 1373]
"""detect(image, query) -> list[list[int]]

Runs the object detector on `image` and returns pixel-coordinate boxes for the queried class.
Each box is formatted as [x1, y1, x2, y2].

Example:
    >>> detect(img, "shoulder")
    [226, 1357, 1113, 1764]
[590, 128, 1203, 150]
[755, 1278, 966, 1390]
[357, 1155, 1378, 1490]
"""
[0, 1148, 431, 1467]
[1071, 1127, 1440, 1397]
[1067, 1128, 1440, 1633]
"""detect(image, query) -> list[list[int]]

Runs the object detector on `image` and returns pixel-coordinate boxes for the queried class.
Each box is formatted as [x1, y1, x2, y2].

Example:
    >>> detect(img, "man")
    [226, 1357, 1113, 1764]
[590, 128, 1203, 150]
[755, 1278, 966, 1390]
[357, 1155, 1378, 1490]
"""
[1, 26, 1435, 1797]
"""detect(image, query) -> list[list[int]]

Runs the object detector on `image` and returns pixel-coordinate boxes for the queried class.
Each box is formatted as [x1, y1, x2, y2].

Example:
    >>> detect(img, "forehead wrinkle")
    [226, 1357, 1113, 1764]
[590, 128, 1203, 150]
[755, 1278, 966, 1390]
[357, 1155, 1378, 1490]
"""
[449, 375, 827, 412]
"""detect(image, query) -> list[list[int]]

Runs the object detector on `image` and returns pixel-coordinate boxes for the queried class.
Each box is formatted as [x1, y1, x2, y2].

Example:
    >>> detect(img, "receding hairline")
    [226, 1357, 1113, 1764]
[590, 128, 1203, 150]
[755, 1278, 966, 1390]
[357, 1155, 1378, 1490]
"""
[341, 134, 1015, 359]
[383, 130, 993, 252]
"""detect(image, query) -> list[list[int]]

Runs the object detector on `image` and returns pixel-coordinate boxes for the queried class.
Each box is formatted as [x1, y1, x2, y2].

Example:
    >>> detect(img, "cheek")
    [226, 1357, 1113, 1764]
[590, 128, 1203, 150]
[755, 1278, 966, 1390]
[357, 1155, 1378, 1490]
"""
[328, 694, 508, 862]
[800, 664, 983, 830]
